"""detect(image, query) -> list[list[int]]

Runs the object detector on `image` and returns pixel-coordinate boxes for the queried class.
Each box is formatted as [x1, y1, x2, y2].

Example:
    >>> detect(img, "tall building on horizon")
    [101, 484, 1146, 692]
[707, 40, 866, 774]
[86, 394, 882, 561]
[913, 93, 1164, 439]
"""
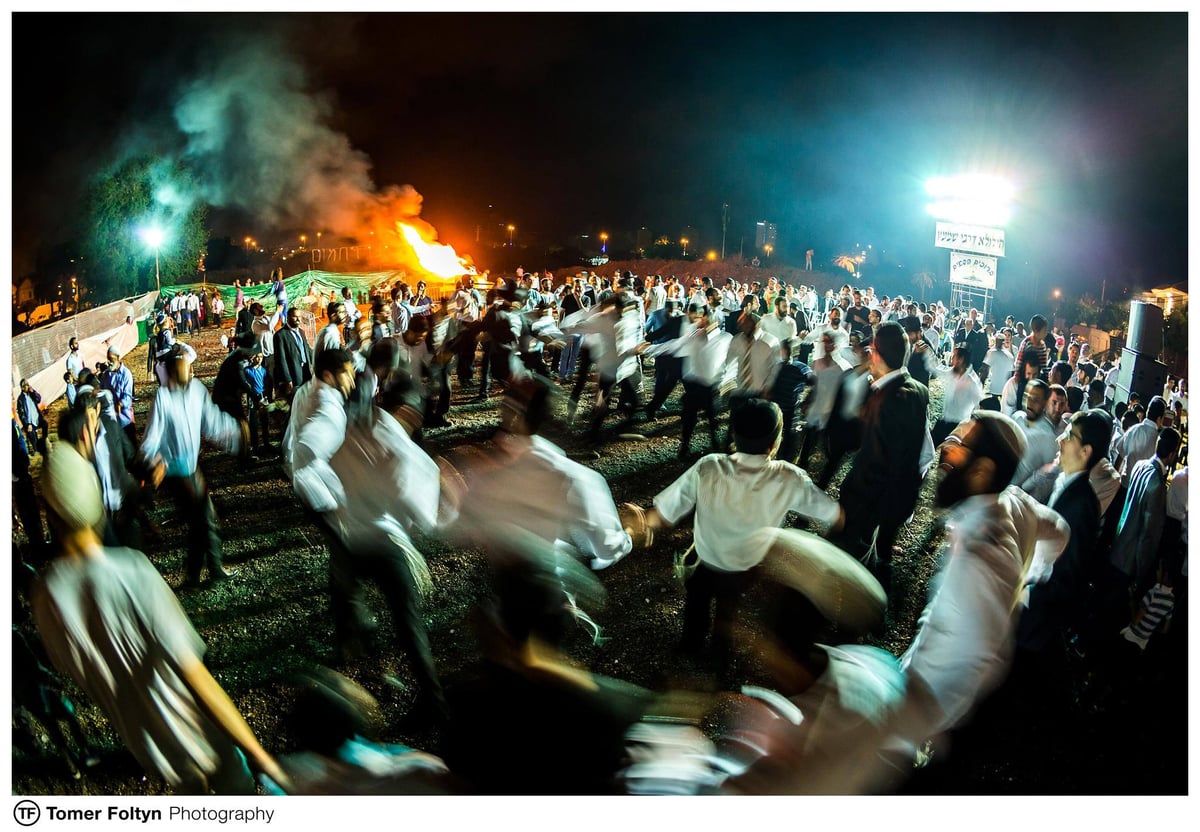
[755, 220, 778, 251]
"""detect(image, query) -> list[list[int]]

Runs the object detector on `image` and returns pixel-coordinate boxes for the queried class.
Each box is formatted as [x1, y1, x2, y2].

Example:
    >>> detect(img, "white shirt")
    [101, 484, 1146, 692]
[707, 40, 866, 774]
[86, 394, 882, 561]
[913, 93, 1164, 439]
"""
[283, 379, 349, 514]
[252, 308, 284, 356]
[454, 432, 632, 570]
[66, 350, 85, 377]
[654, 452, 840, 572]
[647, 284, 667, 315]
[646, 322, 731, 386]
[328, 409, 444, 549]
[760, 313, 798, 346]
[999, 376, 1021, 417]
[1117, 419, 1160, 478]
[807, 356, 852, 429]
[725, 330, 782, 395]
[1012, 412, 1060, 487]
[982, 348, 1014, 395]
[935, 367, 984, 424]
[870, 368, 906, 393]
[889, 487, 1069, 752]
[1166, 466, 1188, 548]
[313, 322, 343, 360]
[140, 379, 243, 478]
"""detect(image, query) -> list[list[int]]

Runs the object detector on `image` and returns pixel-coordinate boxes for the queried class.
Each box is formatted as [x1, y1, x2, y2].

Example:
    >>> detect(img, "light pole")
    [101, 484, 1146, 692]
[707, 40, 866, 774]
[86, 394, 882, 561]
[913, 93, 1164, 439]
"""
[764, 244, 773, 260]
[599, 231, 608, 254]
[142, 227, 164, 291]
[507, 225, 515, 247]
[680, 237, 689, 257]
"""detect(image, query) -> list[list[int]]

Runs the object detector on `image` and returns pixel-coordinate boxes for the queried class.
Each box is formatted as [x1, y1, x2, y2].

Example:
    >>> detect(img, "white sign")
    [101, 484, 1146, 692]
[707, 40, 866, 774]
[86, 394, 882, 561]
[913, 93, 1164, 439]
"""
[949, 251, 998, 290]
[935, 222, 1006, 258]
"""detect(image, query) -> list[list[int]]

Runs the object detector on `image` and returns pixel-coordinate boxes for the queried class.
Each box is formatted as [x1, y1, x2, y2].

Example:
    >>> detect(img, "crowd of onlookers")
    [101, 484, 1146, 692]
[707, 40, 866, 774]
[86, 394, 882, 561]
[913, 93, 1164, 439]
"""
[11, 265, 1187, 795]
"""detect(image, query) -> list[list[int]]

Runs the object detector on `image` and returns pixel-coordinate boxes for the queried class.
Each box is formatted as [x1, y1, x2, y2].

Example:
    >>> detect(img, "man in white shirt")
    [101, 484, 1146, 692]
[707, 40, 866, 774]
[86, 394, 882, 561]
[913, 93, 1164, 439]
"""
[645, 303, 731, 460]
[633, 399, 843, 678]
[647, 275, 667, 315]
[1115, 396, 1167, 479]
[798, 328, 853, 471]
[981, 332, 1015, 410]
[932, 346, 985, 446]
[140, 349, 247, 587]
[877, 412, 1069, 777]
[451, 378, 632, 646]
[324, 372, 452, 717]
[314, 301, 348, 360]
[33, 442, 287, 794]
[283, 348, 357, 519]
[724, 311, 782, 416]
[450, 275, 482, 386]
[760, 296, 798, 346]
[1011, 379, 1060, 486]
[66, 336, 86, 379]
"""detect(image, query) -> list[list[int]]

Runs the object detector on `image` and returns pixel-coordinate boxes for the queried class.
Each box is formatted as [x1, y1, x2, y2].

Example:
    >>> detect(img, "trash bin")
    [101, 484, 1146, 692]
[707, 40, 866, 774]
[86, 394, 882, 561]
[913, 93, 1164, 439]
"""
[136, 317, 149, 345]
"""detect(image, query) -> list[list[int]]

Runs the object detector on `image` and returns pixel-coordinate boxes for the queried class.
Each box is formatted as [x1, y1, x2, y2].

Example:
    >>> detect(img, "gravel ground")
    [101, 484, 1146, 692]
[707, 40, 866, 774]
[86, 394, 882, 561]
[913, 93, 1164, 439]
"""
[11, 324, 1186, 795]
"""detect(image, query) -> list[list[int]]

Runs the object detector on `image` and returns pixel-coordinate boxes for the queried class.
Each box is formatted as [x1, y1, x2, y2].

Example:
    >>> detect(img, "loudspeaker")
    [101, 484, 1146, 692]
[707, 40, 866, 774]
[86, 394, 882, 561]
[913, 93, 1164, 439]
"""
[1126, 301, 1164, 357]
[1115, 347, 1168, 405]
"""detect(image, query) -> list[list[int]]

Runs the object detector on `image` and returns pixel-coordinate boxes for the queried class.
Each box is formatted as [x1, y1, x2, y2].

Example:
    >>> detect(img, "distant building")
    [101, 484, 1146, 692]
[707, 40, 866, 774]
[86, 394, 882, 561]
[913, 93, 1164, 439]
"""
[755, 221, 777, 251]
[1140, 282, 1187, 315]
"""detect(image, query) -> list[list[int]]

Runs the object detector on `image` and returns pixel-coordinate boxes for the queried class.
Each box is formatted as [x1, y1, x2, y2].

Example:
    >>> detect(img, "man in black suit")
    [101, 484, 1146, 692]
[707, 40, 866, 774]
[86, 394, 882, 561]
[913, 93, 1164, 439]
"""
[1017, 409, 1111, 654]
[953, 307, 990, 377]
[832, 321, 929, 596]
[643, 298, 686, 418]
[273, 306, 313, 403]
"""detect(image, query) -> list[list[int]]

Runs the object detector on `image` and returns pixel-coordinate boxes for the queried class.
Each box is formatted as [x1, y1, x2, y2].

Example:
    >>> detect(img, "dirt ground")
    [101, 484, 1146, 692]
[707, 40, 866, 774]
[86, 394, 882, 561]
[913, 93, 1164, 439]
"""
[11, 324, 1188, 795]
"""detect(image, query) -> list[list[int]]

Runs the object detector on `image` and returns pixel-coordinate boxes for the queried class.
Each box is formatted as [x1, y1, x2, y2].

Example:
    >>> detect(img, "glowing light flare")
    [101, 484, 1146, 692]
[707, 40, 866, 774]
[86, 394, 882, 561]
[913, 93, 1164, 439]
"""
[396, 222, 476, 279]
[141, 227, 165, 249]
[925, 200, 1011, 228]
[924, 174, 1015, 227]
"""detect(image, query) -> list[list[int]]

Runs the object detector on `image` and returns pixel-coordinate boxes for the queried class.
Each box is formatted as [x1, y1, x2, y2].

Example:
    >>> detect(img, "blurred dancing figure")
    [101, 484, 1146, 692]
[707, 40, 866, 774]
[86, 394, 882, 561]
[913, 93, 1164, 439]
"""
[323, 372, 454, 720]
[879, 412, 1069, 777]
[629, 399, 843, 679]
[140, 350, 247, 587]
[453, 378, 632, 648]
[31, 442, 287, 794]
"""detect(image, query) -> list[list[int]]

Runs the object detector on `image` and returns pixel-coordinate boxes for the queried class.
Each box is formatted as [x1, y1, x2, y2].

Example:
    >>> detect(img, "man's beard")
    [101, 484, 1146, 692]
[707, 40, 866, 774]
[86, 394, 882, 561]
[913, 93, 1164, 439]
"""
[935, 464, 972, 508]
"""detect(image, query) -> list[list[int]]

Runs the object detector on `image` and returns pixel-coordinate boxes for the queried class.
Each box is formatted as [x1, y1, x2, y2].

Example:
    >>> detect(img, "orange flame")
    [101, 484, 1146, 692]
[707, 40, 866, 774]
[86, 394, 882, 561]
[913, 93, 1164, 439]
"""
[397, 222, 476, 279]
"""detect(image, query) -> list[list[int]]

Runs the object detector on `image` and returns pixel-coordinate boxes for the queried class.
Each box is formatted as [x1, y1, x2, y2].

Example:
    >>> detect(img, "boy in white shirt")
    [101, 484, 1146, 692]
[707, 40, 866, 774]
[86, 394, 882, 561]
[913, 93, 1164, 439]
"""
[628, 399, 843, 679]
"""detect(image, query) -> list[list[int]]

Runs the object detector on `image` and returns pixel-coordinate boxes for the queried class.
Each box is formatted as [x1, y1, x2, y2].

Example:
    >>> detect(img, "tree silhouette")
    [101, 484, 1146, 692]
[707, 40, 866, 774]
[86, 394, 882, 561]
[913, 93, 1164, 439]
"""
[911, 271, 935, 303]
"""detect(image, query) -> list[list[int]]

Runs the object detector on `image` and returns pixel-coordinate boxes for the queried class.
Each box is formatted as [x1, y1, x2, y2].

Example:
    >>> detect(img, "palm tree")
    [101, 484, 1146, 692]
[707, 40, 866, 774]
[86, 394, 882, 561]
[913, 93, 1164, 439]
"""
[833, 253, 864, 275]
[911, 271, 935, 303]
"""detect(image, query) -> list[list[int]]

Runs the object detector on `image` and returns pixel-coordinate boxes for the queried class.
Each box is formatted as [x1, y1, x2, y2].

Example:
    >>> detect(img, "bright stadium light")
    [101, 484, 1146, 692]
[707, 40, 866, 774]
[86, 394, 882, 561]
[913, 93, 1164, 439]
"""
[925, 175, 1015, 226]
[140, 226, 166, 291]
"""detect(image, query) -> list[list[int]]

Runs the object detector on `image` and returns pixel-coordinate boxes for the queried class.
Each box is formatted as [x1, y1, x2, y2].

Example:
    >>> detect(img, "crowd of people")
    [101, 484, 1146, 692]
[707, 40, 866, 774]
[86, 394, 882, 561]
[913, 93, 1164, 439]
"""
[11, 266, 1189, 795]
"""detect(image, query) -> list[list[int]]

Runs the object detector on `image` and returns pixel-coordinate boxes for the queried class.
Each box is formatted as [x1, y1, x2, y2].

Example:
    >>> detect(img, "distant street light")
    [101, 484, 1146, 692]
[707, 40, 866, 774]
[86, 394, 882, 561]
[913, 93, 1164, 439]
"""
[507, 224, 516, 246]
[764, 244, 773, 259]
[680, 236, 689, 256]
[599, 231, 608, 254]
[300, 234, 307, 248]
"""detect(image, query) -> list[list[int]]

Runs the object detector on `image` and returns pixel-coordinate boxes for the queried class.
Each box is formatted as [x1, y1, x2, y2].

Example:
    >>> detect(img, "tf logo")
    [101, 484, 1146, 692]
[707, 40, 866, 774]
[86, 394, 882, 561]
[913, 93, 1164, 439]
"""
[14, 800, 41, 826]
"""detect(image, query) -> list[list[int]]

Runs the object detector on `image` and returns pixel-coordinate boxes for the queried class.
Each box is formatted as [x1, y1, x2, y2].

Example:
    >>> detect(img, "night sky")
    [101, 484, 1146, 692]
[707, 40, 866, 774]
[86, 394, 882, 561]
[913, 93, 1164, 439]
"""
[10, 10, 1188, 297]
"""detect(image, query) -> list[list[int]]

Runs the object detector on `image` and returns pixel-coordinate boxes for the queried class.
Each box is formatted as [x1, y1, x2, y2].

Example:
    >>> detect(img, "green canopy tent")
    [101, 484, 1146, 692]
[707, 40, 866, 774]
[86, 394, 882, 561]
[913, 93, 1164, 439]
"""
[158, 269, 411, 312]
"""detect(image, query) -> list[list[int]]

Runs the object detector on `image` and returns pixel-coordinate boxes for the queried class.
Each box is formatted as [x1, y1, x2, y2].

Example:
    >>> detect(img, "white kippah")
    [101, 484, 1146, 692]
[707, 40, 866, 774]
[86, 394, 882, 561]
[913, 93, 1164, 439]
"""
[42, 443, 104, 531]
